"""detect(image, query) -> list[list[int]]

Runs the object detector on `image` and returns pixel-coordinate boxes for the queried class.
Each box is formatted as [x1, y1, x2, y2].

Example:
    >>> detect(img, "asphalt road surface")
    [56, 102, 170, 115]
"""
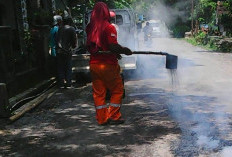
[1, 38, 232, 157]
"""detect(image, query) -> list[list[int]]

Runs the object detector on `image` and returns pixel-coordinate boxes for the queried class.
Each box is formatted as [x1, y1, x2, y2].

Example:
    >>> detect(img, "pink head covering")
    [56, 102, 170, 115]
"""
[110, 11, 116, 18]
[86, 2, 111, 53]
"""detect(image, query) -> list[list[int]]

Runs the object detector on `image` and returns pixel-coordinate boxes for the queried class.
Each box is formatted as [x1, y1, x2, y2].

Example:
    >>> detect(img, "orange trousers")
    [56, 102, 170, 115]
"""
[90, 63, 124, 124]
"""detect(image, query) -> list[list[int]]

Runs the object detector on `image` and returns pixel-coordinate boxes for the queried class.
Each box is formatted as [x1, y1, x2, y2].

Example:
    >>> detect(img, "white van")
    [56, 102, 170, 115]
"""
[148, 20, 169, 38]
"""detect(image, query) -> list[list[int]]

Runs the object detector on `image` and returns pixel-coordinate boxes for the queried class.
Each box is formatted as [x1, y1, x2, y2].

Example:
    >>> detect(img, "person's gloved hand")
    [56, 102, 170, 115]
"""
[123, 47, 133, 55]
[116, 54, 122, 60]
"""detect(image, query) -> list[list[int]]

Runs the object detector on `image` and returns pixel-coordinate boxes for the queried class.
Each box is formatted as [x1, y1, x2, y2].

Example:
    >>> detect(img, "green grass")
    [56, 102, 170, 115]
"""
[185, 37, 218, 51]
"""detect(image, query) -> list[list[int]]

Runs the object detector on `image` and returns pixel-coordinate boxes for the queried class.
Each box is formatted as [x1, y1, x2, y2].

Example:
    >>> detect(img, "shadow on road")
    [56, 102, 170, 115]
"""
[1, 82, 232, 156]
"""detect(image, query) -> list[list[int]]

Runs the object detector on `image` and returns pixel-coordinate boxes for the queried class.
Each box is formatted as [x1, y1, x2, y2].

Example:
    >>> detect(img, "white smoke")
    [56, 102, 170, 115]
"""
[197, 135, 219, 149]
[168, 91, 232, 155]
[145, 0, 190, 27]
[221, 147, 232, 157]
[127, 0, 232, 156]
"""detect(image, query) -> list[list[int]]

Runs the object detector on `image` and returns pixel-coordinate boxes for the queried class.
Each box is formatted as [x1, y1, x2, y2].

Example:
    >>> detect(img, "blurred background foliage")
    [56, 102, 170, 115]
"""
[57, 0, 232, 38]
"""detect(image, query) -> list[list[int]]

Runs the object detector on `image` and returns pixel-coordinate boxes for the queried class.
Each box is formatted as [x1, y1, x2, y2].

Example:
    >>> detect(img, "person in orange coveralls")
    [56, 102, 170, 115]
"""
[86, 2, 132, 125]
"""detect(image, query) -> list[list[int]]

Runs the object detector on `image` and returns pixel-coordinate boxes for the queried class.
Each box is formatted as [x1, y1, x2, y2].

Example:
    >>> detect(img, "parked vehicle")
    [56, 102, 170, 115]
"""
[110, 9, 138, 71]
[110, 9, 138, 51]
[148, 20, 169, 38]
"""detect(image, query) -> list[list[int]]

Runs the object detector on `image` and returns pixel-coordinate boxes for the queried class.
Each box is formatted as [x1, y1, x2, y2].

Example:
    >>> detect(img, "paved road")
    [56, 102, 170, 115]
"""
[1, 38, 232, 157]
[128, 37, 232, 156]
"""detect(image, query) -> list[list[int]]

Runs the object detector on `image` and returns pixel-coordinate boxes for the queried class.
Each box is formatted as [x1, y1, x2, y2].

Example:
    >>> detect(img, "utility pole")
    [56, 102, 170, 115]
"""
[191, 0, 194, 36]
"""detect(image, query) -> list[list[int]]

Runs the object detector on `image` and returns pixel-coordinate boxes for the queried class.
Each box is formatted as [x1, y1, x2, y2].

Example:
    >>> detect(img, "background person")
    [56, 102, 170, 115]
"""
[143, 22, 152, 42]
[136, 19, 142, 34]
[110, 11, 119, 33]
[86, 2, 132, 125]
[49, 15, 62, 76]
[109, 11, 122, 60]
[56, 16, 77, 89]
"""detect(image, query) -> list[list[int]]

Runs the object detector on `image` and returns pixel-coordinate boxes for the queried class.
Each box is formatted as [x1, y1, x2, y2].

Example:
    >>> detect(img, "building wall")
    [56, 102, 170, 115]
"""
[0, 0, 16, 29]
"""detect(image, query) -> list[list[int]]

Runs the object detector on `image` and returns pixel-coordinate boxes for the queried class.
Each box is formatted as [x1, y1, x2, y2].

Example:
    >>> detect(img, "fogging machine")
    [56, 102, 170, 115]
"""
[98, 51, 178, 69]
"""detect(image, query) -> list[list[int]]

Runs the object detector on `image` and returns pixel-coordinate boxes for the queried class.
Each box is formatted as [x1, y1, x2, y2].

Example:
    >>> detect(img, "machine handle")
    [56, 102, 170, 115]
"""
[98, 51, 168, 56]
[132, 51, 168, 56]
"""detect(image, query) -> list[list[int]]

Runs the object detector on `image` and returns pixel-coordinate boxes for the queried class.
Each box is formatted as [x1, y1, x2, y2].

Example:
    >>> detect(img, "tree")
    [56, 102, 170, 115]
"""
[220, 0, 232, 36]
[194, 0, 217, 23]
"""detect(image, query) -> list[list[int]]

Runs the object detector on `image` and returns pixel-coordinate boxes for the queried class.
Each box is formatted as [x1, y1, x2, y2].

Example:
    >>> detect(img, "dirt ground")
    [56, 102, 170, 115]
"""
[0, 82, 180, 157]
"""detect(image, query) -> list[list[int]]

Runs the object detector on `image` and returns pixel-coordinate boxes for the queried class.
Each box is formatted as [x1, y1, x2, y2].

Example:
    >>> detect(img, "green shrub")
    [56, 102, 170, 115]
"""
[195, 31, 207, 44]
[185, 38, 198, 46]
[185, 35, 218, 51]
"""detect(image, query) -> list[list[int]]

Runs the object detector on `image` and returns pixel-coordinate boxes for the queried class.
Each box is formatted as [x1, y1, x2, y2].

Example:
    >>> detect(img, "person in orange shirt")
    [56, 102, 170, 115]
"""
[86, 2, 132, 125]
[109, 11, 119, 34]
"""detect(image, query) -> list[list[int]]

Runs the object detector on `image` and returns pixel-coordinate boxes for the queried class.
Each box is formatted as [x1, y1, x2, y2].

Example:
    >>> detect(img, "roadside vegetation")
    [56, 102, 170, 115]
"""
[185, 35, 232, 52]
[184, 31, 232, 52]
[185, 32, 218, 51]
[184, 0, 232, 52]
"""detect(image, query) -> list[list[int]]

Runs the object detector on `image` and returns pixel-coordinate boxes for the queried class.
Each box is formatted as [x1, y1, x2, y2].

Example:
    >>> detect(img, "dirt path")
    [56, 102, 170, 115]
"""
[0, 83, 180, 157]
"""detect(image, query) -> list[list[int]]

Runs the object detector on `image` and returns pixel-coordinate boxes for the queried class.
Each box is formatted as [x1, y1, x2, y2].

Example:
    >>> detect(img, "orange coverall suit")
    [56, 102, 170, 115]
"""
[88, 25, 124, 125]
